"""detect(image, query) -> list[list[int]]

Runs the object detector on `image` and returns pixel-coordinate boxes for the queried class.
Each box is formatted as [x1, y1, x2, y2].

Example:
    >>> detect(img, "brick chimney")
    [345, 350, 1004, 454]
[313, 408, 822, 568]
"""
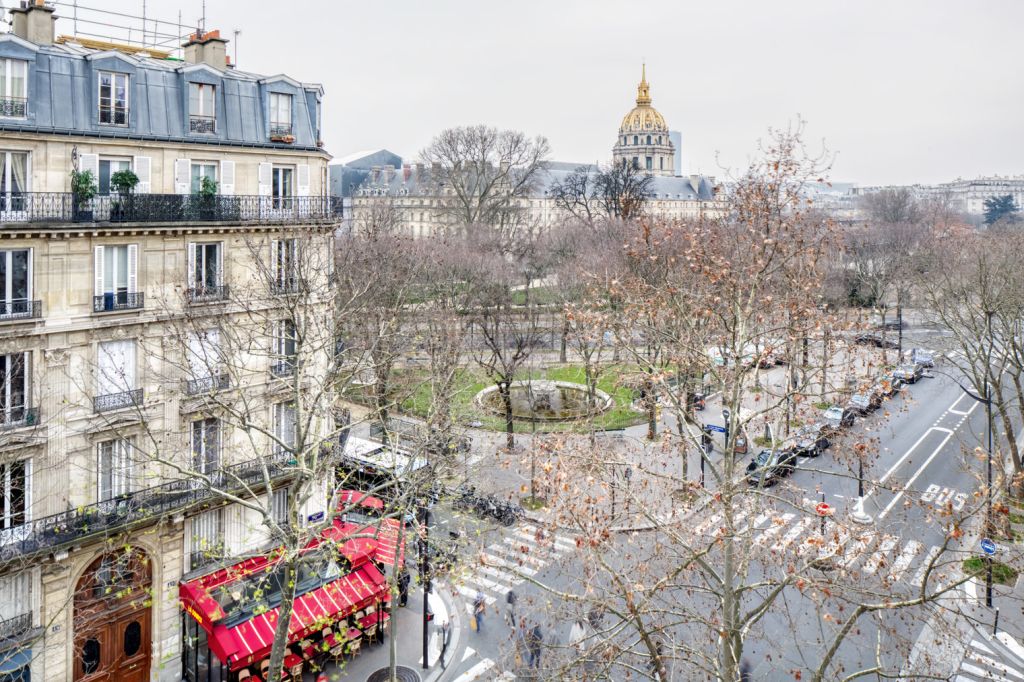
[11, 1, 57, 46]
[402, 164, 411, 182]
[182, 29, 229, 70]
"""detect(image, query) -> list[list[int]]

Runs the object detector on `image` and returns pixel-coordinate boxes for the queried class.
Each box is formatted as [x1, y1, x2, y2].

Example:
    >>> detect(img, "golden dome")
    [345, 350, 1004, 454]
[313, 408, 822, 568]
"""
[619, 64, 668, 134]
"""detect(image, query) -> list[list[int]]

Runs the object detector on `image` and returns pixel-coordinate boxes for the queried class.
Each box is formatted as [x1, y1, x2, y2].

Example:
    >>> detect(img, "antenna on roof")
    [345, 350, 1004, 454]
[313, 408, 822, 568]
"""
[201, 0, 206, 33]
[233, 29, 240, 66]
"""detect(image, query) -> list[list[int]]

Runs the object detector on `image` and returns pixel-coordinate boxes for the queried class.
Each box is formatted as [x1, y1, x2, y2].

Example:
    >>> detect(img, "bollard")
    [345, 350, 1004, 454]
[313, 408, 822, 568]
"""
[994, 607, 1000, 636]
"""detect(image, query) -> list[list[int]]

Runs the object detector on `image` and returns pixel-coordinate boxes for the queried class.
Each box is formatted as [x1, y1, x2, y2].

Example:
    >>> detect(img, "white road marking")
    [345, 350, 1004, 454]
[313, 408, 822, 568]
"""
[774, 518, 815, 553]
[458, 585, 495, 605]
[754, 513, 794, 546]
[960, 661, 1017, 682]
[862, 535, 898, 575]
[483, 547, 540, 574]
[967, 651, 1024, 681]
[911, 545, 943, 586]
[452, 658, 498, 681]
[840, 533, 876, 569]
[889, 540, 923, 581]
[878, 427, 955, 520]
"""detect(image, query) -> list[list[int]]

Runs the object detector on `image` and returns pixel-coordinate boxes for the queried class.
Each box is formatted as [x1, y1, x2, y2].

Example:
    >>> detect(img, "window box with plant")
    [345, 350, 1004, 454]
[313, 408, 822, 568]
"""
[109, 169, 139, 221]
[71, 169, 98, 222]
[195, 175, 218, 220]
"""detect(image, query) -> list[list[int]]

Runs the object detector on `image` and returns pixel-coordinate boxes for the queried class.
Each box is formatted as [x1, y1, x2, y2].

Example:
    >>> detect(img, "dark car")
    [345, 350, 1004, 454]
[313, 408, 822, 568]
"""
[791, 425, 831, 457]
[822, 405, 856, 431]
[893, 362, 924, 384]
[687, 392, 706, 411]
[876, 374, 902, 397]
[911, 348, 935, 368]
[746, 448, 798, 486]
[855, 333, 899, 349]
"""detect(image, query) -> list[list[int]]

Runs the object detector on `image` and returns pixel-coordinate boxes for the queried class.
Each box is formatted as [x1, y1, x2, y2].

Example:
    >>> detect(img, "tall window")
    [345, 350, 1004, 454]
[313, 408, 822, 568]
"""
[189, 162, 217, 194]
[0, 460, 28, 531]
[272, 166, 293, 209]
[98, 72, 129, 126]
[271, 238, 298, 292]
[190, 418, 220, 476]
[632, 135, 638, 145]
[269, 93, 292, 135]
[186, 329, 222, 391]
[188, 242, 222, 299]
[0, 151, 28, 215]
[0, 353, 28, 425]
[189, 508, 224, 570]
[96, 339, 136, 405]
[631, 157, 639, 169]
[271, 488, 289, 526]
[272, 319, 296, 376]
[0, 249, 30, 319]
[660, 157, 664, 171]
[94, 244, 138, 311]
[273, 402, 296, 452]
[97, 439, 133, 502]
[646, 135, 651, 145]
[188, 83, 215, 133]
[98, 158, 131, 195]
[0, 59, 27, 118]
[646, 157, 653, 171]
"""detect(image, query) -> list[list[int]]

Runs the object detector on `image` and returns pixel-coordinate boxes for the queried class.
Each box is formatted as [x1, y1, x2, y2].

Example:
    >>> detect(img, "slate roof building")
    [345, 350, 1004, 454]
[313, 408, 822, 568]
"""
[0, 4, 339, 681]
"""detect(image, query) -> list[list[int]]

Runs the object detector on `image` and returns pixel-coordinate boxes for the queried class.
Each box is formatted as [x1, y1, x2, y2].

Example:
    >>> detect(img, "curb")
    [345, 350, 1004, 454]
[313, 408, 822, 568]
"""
[422, 580, 463, 682]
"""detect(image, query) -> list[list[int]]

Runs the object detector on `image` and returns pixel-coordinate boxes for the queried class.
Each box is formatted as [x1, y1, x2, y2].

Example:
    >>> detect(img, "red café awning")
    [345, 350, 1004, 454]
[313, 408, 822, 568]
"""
[195, 561, 387, 671]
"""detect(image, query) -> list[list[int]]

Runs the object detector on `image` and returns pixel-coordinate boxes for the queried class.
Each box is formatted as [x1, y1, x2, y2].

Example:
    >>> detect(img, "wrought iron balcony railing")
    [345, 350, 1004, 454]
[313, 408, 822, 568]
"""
[270, 277, 303, 296]
[0, 449, 299, 563]
[269, 123, 293, 138]
[98, 106, 129, 126]
[0, 299, 41, 321]
[0, 612, 31, 641]
[0, 97, 27, 118]
[93, 291, 144, 313]
[270, 360, 296, 378]
[0, 406, 38, 431]
[93, 388, 143, 413]
[189, 114, 216, 134]
[0, 193, 342, 225]
[186, 284, 229, 304]
[184, 373, 230, 395]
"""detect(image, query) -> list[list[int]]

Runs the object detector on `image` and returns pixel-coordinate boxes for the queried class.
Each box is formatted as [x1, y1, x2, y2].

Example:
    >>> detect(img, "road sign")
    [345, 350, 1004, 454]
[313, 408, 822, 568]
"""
[705, 424, 726, 434]
[981, 538, 997, 556]
[815, 502, 833, 517]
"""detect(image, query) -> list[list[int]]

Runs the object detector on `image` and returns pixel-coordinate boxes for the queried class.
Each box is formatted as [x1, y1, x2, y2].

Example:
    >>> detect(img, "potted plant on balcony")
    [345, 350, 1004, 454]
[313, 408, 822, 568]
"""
[196, 175, 218, 220]
[70, 169, 97, 222]
[110, 169, 139, 222]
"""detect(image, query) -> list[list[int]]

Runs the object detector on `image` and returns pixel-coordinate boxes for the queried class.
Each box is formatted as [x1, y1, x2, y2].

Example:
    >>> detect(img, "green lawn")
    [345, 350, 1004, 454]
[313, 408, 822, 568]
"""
[962, 557, 1019, 586]
[392, 363, 646, 433]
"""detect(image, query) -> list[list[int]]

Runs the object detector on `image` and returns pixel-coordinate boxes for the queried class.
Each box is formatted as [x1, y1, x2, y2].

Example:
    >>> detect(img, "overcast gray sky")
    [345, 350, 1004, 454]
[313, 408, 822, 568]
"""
[52, 0, 1023, 185]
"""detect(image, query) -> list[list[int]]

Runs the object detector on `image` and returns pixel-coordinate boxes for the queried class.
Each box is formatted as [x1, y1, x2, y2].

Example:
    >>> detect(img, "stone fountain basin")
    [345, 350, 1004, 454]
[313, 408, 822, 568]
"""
[474, 379, 614, 422]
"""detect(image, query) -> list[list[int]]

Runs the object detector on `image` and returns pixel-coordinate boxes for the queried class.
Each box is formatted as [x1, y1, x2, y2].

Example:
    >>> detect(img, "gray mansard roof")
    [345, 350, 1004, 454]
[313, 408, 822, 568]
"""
[0, 33, 324, 151]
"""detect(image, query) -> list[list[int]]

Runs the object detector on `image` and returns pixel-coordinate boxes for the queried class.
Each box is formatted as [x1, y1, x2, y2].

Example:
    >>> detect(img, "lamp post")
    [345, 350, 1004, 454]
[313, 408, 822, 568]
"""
[722, 408, 731, 460]
[851, 444, 873, 525]
[418, 505, 432, 670]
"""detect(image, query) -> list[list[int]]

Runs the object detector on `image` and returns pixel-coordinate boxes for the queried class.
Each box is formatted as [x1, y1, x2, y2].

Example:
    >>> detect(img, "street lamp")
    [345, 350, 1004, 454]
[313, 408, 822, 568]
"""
[722, 408, 731, 459]
[851, 444, 873, 525]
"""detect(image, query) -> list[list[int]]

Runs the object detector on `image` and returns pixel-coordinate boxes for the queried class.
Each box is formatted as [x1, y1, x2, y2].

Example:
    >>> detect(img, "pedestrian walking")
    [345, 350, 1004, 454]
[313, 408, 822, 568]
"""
[527, 624, 543, 669]
[472, 591, 486, 633]
[569, 619, 586, 656]
[438, 619, 452, 669]
[505, 589, 518, 628]
[397, 569, 410, 607]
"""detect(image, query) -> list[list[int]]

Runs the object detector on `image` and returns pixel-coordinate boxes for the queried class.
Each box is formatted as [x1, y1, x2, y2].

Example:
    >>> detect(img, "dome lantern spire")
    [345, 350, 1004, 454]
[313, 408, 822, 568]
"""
[636, 63, 651, 106]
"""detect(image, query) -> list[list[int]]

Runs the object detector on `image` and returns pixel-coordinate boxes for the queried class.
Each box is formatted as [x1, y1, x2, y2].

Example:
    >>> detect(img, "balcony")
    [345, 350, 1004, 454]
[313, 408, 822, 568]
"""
[189, 114, 216, 134]
[0, 612, 32, 642]
[186, 285, 229, 304]
[0, 193, 342, 225]
[0, 407, 38, 431]
[93, 292, 144, 313]
[270, 360, 296, 378]
[270, 278, 302, 296]
[0, 449, 302, 563]
[269, 123, 293, 142]
[93, 388, 143, 413]
[184, 373, 229, 395]
[0, 300, 41, 322]
[0, 97, 27, 118]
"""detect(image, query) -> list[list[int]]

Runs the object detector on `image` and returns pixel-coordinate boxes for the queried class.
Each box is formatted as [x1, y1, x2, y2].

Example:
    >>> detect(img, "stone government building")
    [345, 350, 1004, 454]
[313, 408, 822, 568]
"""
[0, 3, 337, 681]
[336, 66, 722, 236]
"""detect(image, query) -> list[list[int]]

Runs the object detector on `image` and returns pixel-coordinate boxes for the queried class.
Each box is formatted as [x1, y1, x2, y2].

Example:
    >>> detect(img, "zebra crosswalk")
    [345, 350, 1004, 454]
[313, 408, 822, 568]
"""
[955, 637, 1024, 682]
[688, 499, 947, 585]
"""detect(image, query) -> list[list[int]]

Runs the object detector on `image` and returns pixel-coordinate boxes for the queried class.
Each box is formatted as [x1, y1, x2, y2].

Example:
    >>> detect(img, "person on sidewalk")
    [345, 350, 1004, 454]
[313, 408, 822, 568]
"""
[527, 623, 543, 669]
[438, 619, 452, 670]
[398, 569, 411, 607]
[506, 588, 518, 628]
[473, 591, 486, 633]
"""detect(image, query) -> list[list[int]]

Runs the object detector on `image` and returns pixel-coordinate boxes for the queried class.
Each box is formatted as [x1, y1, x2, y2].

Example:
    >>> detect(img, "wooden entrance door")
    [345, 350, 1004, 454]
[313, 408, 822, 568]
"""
[73, 549, 152, 682]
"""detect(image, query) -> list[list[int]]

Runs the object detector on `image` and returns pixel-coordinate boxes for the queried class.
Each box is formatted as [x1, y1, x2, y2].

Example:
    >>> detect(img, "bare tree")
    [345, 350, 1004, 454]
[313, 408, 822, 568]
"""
[550, 162, 655, 224]
[860, 187, 922, 224]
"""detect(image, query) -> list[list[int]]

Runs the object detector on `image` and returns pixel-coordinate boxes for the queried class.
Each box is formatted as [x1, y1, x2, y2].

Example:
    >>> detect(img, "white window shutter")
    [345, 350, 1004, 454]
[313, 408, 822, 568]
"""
[258, 163, 272, 197]
[93, 245, 104, 296]
[174, 159, 191, 194]
[270, 239, 279, 282]
[79, 154, 99, 180]
[127, 244, 138, 294]
[296, 164, 310, 197]
[186, 242, 197, 288]
[132, 156, 151, 193]
[219, 160, 234, 196]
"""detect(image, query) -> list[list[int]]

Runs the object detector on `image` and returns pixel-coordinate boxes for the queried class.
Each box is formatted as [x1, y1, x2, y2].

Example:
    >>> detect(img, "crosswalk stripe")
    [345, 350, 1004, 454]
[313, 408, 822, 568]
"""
[911, 545, 943, 586]
[482, 548, 540, 575]
[713, 511, 749, 539]
[774, 517, 814, 553]
[452, 658, 498, 682]
[457, 585, 495, 605]
[972, 639, 994, 654]
[840, 533, 876, 569]
[465, 573, 516, 597]
[476, 563, 526, 585]
[499, 539, 547, 567]
[965, 651, 1024, 681]
[960, 661, 1016, 682]
[511, 526, 576, 553]
[863, 536, 898, 575]
[754, 513, 794, 546]
[888, 541, 923, 581]
[694, 511, 725, 538]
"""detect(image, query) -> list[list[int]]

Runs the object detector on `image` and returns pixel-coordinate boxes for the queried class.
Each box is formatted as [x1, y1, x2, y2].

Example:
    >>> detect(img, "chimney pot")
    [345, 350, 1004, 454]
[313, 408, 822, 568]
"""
[182, 28, 229, 70]
[11, 0, 56, 46]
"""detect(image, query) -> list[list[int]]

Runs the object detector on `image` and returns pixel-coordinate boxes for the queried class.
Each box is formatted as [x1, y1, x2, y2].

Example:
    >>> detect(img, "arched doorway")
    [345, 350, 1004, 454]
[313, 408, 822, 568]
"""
[73, 548, 152, 682]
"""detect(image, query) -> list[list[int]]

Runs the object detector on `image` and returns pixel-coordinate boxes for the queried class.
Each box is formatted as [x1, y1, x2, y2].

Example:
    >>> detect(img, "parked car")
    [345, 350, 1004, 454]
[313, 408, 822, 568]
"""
[855, 333, 899, 349]
[847, 392, 880, 415]
[911, 348, 935, 368]
[746, 448, 798, 486]
[893, 363, 924, 384]
[822, 405, 856, 431]
[791, 424, 831, 457]
[875, 375, 900, 397]
[687, 392, 706, 411]
[733, 432, 749, 456]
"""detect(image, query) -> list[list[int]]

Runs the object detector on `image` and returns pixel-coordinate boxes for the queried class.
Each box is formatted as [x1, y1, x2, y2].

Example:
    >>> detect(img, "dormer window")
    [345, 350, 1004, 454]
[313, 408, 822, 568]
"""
[189, 83, 216, 134]
[0, 59, 27, 118]
[98, 72, 129, 126]
[269, 93, 292, 139]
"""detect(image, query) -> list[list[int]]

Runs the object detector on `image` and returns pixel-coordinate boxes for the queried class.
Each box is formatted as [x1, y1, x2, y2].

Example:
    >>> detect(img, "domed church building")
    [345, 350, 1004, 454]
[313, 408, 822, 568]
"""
[612, 65, 676, 176]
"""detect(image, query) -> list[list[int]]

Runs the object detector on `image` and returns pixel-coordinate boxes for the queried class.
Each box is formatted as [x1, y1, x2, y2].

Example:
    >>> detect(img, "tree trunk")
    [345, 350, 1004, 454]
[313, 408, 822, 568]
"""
[265, 557, 298, 682]
[499, 380, 515, 450]
[820, 327, 830, 402]
[645, 375, 657, 440]
[878, 308, 889, 364]
[560, 314, 569, 363]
